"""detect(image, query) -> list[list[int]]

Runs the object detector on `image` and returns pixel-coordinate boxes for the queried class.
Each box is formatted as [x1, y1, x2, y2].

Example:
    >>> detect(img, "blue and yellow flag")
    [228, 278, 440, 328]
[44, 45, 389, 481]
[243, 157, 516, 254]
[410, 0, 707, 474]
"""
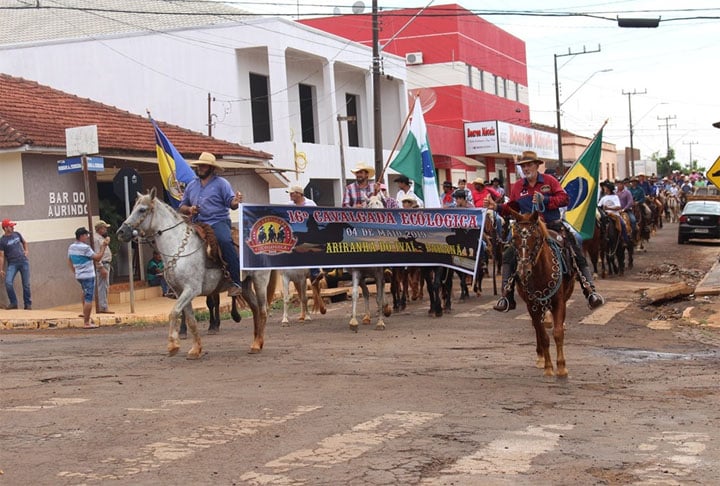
[150, 117, 195, 208]
[560, 126, 604, 240]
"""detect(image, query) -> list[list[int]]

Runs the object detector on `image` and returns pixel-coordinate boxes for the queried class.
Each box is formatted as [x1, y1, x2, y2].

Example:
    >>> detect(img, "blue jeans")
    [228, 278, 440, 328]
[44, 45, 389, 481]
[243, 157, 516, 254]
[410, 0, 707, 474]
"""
[5, 260, 31, 308]
[212, 219, 241, 286]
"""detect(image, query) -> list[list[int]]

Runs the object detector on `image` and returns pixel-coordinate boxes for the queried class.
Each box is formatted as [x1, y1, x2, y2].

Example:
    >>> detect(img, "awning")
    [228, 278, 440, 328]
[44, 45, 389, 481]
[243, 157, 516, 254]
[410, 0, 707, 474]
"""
[103, 155, 291, 189]
[434, 154, 485, 169]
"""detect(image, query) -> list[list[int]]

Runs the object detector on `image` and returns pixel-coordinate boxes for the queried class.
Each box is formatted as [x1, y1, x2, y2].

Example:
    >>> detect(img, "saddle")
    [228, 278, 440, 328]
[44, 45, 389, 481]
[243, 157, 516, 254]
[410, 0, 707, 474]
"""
[192, 222, 240, 272]
[544, 221, 574, 276]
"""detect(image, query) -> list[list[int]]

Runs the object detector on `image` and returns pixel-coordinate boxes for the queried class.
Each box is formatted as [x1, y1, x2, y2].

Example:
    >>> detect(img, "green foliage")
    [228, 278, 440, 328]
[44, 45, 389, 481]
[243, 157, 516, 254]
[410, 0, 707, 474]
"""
[98, 199, 124, 256]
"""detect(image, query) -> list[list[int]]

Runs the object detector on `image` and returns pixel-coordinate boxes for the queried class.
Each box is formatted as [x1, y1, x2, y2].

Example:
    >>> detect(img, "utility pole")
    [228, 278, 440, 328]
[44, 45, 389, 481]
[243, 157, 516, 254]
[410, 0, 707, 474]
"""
[372, 0, 383, 179]
[658, 115, 677, 157]
[554, 45, 601, 170]
[337, 115, 357, 190]
[683, 140, 698, 171]
[622, 89, 646, 177]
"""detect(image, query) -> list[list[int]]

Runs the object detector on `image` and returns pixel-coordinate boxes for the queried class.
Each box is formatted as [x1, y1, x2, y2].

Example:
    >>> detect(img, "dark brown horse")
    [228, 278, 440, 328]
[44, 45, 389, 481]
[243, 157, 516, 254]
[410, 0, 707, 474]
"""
[582, 216, 607, 279]
[508, 209, 575, 377]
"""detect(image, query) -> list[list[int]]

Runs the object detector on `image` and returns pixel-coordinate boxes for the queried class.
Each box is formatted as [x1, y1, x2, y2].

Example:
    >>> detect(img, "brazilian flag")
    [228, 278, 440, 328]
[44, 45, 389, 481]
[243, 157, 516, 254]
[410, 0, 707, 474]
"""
[560, 127, 604, 240]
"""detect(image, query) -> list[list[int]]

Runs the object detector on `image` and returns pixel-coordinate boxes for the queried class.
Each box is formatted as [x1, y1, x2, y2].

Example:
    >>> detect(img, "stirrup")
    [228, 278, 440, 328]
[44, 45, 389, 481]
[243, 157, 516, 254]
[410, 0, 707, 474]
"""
[587, 292, 604, 309]
[493, 296, 516, 313]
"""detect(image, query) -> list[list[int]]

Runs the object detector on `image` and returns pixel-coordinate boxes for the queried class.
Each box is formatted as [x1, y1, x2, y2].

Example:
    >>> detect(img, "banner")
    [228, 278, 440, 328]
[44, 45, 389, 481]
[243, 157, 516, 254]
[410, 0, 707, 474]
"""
[239, 205, 486, 276]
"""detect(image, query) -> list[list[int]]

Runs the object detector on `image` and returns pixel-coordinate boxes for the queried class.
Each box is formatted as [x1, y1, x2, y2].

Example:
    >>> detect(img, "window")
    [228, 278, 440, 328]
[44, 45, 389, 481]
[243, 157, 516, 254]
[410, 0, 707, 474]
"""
[249, 73, 271, 143]
[345, 94, 360, 147]
[299, 83, 316, 144]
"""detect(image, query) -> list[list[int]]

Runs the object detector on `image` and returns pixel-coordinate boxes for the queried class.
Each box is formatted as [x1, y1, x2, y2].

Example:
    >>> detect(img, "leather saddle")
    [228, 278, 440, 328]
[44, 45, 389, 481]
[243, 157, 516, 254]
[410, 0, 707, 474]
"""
[192, 222, 240, 272]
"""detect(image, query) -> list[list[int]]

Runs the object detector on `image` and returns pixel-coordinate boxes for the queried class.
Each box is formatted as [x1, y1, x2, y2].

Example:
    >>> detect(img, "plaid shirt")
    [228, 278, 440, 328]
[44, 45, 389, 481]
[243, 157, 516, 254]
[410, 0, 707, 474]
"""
[342, 182, 376, 207]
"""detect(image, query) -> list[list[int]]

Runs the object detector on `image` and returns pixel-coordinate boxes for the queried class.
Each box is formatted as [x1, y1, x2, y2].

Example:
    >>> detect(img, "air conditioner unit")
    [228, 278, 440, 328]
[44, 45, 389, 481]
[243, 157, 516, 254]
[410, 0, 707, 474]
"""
[405, 52, 424, 65]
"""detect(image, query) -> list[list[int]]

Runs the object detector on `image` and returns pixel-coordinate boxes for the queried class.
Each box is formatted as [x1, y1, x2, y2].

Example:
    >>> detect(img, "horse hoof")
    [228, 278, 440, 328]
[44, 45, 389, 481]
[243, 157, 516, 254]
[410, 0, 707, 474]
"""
[186, 351, 202, 360]
[349, 324, 359, 333]
[557, 369, 569, 378]
[248, 347, 261, 354]
[178, 333, 187, 340]
[383, 305, 392, 317]
[168, 346, 180, 356]
[207, 328, 219, 335]
[375, 323, 386, 331]
[320, 308, 327, 315]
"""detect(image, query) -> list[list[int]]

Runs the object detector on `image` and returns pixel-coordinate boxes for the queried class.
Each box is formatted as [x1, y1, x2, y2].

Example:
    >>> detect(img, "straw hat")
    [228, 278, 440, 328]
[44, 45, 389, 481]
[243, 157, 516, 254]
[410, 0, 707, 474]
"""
[401, 194, 417, 203]
[191, 152, 224, 171]
[516, 150, 544, 165]
[286, 185, 304, 194]
[472, 177, 486, 185]
[350, 162, 375, 179]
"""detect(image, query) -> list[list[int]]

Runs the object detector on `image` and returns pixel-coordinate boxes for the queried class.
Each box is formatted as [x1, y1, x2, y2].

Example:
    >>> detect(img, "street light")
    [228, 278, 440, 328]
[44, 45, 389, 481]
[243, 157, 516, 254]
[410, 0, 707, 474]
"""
[561, 69, 613, 107]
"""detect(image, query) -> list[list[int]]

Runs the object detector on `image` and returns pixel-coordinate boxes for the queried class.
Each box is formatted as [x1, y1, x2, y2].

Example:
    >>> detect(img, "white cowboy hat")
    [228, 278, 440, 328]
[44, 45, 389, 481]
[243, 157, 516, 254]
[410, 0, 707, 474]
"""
[191, 152, 224, 171]
[350, 162, 375, 179]
[286, 185, 304, 194]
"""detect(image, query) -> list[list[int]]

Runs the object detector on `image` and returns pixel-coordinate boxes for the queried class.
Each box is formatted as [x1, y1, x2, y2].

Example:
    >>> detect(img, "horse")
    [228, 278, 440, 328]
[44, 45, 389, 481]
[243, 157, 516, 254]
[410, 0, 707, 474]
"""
[178, 293, 242, 339]
[116, 188, 277, 358]
[507, 209, 575, 377]
[582, 215, 608, 279]
[348, 193, 391, 331]
[280, 269, 326, 325]
[663, 192, 680, 223]
[422, 266, 453, 317]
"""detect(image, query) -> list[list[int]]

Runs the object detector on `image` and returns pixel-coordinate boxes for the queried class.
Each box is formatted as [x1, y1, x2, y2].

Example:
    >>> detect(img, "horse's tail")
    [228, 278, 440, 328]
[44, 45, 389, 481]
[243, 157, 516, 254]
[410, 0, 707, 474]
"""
[310, 273, 327, 314]
[267, 270, 280, 306]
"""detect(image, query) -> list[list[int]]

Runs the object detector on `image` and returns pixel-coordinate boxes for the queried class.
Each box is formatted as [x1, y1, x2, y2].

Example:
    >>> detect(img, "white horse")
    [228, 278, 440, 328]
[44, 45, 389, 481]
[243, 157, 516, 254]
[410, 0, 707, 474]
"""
[349, 193, 391, 332]
[280, 269, 326, 325]
[117, 188, 277, 358]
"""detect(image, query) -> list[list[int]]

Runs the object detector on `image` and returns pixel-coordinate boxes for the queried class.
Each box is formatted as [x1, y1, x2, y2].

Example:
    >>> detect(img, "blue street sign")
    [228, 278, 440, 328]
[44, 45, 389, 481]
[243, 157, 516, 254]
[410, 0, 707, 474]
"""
[57, 156, 105, 174]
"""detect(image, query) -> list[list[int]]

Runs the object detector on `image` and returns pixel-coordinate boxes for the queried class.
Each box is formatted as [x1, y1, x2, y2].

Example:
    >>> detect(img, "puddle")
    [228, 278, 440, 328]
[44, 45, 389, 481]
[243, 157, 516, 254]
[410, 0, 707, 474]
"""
[598, 347, 720, 363]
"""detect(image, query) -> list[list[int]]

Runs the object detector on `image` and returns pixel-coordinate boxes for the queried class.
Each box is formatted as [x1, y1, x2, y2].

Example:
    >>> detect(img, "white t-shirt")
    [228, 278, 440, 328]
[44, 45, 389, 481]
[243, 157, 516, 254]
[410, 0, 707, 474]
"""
[396, 188, 424, 207]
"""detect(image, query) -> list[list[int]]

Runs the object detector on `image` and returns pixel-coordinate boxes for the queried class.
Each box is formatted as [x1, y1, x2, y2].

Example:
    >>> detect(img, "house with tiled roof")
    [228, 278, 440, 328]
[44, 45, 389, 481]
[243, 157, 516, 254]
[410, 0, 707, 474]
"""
[0, 73, 286, 309]
[0, 2, 408, 206]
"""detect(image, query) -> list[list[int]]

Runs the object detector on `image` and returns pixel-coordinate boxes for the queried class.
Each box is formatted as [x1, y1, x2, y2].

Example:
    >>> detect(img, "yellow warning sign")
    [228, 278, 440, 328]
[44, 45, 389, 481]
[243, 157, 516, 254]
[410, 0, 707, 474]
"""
[706, 155, 720, 190]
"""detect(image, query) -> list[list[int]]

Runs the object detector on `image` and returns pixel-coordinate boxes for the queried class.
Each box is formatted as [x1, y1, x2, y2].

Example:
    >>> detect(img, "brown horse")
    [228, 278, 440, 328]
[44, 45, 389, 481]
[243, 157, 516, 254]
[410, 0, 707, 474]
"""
[582, 215, 607, 279]
[508, 209, 575, 377]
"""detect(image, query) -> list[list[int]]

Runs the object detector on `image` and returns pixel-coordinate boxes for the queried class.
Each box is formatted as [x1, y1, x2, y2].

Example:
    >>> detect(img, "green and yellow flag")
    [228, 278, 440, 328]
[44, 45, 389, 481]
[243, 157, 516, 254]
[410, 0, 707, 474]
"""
[560, 124, 605, 240]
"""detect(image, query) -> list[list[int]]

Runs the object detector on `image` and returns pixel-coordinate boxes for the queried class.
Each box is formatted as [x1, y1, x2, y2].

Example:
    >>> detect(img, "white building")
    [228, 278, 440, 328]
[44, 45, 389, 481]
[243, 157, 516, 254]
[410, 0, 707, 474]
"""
[0, 2, 408, 205]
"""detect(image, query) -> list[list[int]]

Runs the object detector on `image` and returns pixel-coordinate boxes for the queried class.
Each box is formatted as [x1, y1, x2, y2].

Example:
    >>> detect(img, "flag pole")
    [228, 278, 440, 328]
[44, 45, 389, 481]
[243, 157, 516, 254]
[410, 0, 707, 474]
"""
[560, 118, 609, 183]
[375, 95, 418, 190]
[147, 109, 180, 195]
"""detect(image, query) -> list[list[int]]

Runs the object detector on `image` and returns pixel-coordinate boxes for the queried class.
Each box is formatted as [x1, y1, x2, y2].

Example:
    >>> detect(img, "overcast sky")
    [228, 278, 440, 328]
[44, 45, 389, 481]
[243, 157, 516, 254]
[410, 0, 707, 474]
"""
[235, 0, 720, 172]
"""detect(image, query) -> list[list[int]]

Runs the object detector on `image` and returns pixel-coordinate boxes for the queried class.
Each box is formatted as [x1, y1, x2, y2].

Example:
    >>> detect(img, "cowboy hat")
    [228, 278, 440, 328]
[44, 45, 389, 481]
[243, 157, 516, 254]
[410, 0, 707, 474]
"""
[401, 194, 417, 203]
[94, 220, 110, 230]
[350, 162, 375, 179]
[191, 152, 224, 171]
[286, 185, 304, 194]
[516, 150, 544, 165]
[472, 177, 486, 185]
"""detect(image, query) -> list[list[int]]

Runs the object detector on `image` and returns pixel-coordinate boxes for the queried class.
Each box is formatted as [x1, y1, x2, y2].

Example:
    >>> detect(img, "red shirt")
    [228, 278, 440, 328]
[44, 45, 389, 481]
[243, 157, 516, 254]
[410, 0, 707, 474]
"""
[502, 173, 568, 223]
[469, 186, 500, 206]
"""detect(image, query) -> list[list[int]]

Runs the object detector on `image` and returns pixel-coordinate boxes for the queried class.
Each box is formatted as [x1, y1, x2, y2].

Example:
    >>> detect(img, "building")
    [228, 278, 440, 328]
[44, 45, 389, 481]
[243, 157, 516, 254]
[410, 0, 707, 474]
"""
[0, 73, 283, 308]
[301, 3, 561, 189]
[0, 1, 409, 205]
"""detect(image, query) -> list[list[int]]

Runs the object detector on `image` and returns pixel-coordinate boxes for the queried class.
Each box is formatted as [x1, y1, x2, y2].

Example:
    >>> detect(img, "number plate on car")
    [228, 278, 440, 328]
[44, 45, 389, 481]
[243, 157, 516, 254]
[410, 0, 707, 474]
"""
[694, 228, 709, 233]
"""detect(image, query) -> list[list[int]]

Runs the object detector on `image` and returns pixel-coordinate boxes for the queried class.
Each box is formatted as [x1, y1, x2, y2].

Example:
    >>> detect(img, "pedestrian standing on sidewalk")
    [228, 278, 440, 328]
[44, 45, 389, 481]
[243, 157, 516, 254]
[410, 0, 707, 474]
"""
[68, 227, 110, 328]
[0, 219, 31, 310]
[93, 220, 114, 314]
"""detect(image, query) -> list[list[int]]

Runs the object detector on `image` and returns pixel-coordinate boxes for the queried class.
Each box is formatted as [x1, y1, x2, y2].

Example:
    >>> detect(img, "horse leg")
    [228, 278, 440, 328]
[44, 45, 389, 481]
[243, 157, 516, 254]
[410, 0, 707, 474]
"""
[361, 281, 372, 325]
[207, 294, 220, 334]
[553, 300, 568, 378]
[281, 273, 291, 325]
[243, 277, 268, 353]
[349, 270, 360, 332]
[310, 274, 327, 315]
[375, 271, 387, 331]
[532, 312, 553, 376]
[298, 277, 310, 322]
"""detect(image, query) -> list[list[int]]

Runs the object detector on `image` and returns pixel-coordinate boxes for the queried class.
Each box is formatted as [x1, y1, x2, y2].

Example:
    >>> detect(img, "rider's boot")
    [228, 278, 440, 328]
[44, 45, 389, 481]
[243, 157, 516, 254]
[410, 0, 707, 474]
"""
[579, 264, 604, 309]
[493, 262, 516, 312]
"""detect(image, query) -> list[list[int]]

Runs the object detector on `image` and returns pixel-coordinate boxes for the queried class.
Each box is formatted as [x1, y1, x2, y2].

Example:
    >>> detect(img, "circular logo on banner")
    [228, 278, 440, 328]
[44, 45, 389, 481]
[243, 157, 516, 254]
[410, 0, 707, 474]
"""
[165, 173, 186, 200]
[247, 216, 297, 255]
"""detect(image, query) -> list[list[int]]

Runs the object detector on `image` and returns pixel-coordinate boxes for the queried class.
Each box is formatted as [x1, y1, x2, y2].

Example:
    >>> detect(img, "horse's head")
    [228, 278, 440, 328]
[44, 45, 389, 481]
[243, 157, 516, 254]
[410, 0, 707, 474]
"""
[509, 209, 549, 276]
[116, 187, 160, 242]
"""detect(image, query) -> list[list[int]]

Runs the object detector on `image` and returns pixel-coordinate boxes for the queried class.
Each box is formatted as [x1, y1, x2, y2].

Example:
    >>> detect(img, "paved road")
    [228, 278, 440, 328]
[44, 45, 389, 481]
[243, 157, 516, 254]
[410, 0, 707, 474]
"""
[2, 221, 720, 485]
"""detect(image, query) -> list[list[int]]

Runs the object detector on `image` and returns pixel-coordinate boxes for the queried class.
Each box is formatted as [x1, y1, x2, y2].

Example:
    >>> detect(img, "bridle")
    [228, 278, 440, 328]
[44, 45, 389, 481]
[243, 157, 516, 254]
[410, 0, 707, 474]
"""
[512, 217, 563, 313]
[123, 196, 201, 272]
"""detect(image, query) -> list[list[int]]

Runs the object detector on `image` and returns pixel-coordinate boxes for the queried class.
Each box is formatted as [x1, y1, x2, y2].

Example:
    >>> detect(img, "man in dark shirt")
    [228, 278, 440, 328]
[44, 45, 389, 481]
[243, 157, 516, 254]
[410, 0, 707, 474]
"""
[0, 219, 31, 310]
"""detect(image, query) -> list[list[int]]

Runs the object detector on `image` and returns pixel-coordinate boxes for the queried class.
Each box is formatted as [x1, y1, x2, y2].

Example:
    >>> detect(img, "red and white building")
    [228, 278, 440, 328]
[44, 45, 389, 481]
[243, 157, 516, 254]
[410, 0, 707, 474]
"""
[302, 3, 558, 187]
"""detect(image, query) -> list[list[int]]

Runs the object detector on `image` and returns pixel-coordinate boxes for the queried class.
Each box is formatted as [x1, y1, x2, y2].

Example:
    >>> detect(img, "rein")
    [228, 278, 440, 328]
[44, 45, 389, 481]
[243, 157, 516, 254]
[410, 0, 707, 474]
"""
[513, 219, 563, 313]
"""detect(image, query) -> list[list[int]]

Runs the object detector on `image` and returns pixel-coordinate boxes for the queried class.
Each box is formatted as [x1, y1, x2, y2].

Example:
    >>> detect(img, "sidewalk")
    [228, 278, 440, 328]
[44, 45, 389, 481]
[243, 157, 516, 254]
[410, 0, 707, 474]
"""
[0, 293, 235, 330]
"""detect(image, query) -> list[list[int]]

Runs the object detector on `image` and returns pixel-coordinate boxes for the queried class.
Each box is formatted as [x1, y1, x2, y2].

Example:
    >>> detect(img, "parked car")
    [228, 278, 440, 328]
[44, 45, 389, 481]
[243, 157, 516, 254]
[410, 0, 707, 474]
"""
[678, 199, 720, 244]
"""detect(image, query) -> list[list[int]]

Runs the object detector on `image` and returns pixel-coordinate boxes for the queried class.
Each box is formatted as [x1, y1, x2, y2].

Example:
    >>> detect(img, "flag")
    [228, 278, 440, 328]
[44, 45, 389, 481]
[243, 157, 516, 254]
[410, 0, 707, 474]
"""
[390, 100, 442, 208]
[150, 117, 195, 208]
[560, 126, 604, 240]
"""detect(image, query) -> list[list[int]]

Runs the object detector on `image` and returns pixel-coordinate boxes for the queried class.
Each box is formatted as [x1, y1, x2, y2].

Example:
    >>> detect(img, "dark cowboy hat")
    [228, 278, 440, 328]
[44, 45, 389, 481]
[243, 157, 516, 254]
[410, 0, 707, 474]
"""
[600, 180, 616, 192]
[452, 189, 467, 199]
[516, 150, 544, 165]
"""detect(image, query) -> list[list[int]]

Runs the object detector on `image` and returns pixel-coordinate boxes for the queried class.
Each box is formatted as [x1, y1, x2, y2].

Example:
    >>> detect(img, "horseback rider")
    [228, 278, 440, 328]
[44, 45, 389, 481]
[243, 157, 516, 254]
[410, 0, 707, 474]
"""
[484, 150, 604, 312]
[615, 178, 637, 240]
[598, 180, 631, 244]
[179, 152, 244, 297]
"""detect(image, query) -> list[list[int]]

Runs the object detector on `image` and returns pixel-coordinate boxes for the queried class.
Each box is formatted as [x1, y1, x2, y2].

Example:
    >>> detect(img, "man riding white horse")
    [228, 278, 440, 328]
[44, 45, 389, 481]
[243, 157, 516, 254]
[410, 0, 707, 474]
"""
[484, 150, 604, 312]
[178, 152, 244, 297]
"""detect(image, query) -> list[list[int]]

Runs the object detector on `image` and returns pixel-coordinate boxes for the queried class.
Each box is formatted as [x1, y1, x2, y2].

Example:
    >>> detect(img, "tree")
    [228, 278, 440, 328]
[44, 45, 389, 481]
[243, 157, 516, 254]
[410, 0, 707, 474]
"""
[651, 148, 682, 176]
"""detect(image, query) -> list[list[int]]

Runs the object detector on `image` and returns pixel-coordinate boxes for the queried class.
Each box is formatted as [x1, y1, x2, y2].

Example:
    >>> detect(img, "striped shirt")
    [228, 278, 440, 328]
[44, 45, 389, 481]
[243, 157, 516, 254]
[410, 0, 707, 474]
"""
[68, 241, 96, 279]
